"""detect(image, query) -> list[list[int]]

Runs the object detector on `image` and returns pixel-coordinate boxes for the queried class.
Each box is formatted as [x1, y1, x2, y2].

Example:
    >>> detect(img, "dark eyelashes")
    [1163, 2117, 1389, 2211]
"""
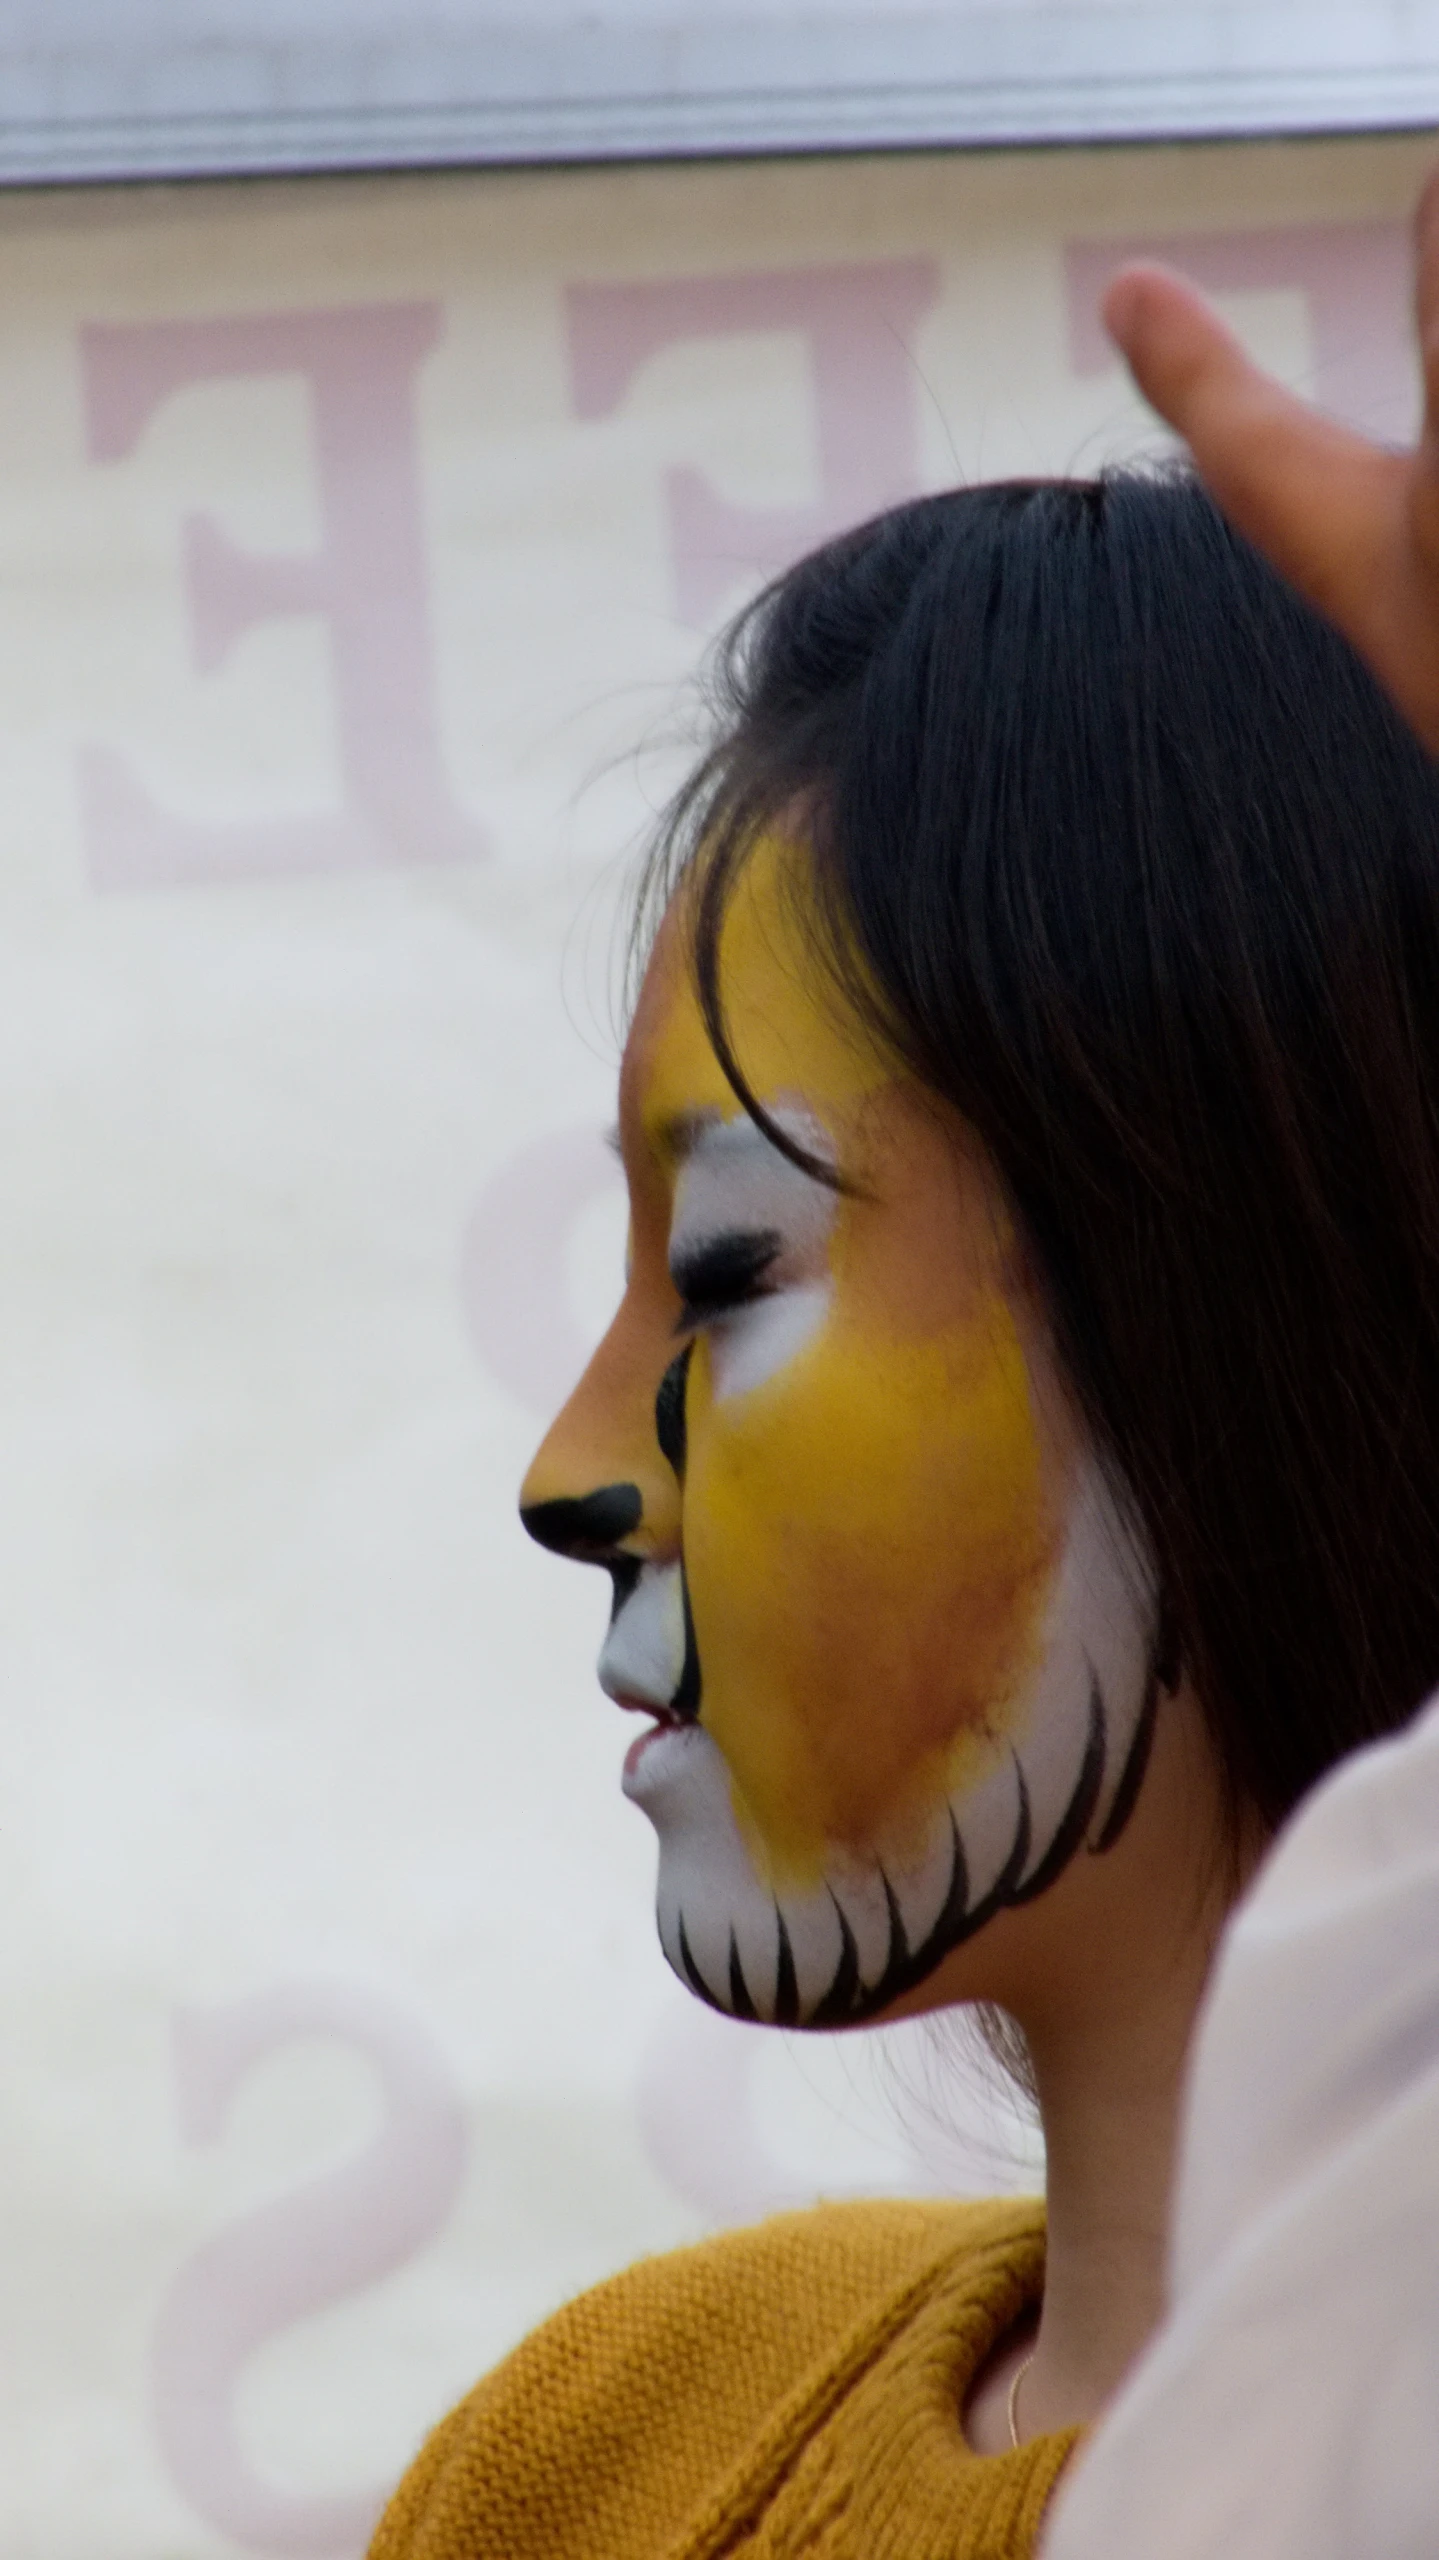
[670, 1226, 782, 1328]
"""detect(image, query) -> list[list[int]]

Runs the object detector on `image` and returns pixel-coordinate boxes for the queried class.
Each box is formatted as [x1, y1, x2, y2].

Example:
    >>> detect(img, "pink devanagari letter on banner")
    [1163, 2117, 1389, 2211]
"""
[567, 260, 940, 626]
[151, 1983, 468, 2560]
[1065, 222, 1416, 444]
[78, 304, 485, 891]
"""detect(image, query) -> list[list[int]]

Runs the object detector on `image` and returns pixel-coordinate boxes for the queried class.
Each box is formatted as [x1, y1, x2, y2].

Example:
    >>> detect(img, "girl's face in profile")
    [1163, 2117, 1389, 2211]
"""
[521, 841, 1162, 2027]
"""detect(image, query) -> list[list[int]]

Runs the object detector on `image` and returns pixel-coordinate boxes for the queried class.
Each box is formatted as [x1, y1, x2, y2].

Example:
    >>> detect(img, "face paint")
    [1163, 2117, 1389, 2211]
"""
[522, 839, 1166, 2028]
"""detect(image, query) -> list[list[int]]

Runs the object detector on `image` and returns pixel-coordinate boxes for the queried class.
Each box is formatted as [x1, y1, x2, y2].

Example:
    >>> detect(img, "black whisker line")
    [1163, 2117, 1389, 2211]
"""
[879, 1866, 911, 1975]
[773, 1906, 801, 2028]
[799, 1754, 1035, 2027]
[672, 1566, 702, 1719]
[711, 1671, 1154, 2030]
[807, 1892, 862, 2027]
[607, 1554, 642, 1623]
[1092, 1646, 1162, 1856]
[727, 1929, 759, 2022]
[998, 1756, 1033, 1905]
[926, 1807, 970, 1949]
[935, 1754, 1031, 1949]
[1012, 1678, 1107, 1905]
[677, 1911, 722, 2012]
[1152, 1593, 1183, 1698]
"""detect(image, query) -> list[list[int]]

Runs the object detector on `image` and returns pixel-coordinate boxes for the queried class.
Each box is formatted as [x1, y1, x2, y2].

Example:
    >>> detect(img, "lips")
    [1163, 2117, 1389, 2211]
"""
[596, 1554, 707, 1815]
[621, 1713, 702, 1803]
[622, 1720, 666, 1780]
[617, 1693, 685, 1774]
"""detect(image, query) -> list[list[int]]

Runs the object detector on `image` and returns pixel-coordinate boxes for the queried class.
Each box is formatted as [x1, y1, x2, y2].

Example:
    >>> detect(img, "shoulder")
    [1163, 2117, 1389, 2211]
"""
[370, 2197, 1039, 2560]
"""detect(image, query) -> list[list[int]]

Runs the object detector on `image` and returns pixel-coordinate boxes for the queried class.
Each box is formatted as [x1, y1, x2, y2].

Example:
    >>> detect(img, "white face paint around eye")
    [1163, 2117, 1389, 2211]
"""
[667, 1111, 837, 1403]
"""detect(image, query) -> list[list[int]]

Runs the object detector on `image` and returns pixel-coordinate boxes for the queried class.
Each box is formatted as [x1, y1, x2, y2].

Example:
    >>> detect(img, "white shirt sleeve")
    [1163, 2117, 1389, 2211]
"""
[1042, 1688, 1439, 2560]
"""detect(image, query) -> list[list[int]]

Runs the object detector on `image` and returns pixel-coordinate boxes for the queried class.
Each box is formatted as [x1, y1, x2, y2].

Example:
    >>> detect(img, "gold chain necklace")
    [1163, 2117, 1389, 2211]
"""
[1006, 2349, 1037, 2451]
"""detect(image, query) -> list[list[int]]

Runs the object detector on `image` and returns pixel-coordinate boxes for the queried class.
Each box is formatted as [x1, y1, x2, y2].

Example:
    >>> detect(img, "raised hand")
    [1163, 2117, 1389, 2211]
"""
[1103, 170, 1439, 756]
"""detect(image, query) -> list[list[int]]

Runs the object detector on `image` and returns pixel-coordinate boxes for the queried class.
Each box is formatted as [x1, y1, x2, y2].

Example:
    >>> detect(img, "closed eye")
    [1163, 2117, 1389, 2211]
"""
[670, 1227, 782, 1329]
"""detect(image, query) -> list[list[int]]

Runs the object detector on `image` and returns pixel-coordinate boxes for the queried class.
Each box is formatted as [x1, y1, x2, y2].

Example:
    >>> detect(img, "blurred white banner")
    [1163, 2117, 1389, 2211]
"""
[0, 128, 1426, 2559]
[2, 0, 1438, 178]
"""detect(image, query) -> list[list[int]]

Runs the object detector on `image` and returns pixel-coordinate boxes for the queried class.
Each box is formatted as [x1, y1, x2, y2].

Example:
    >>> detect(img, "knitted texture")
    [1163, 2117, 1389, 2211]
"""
[369, 2196, 1077, 2560]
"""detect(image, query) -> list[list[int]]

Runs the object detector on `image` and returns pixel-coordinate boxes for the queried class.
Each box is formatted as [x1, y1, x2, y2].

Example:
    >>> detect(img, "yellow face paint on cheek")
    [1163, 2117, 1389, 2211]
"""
[684, 1258, 1059, 1887]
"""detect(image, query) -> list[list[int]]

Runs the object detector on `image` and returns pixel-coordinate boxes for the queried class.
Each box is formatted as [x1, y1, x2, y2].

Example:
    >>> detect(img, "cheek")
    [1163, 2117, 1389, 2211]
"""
[683, 1293, 1060, 1883]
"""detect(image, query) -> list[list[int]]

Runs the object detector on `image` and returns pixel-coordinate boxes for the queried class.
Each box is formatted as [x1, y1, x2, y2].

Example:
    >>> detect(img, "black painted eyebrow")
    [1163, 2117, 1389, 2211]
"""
[605, 1113, 720, 1176]
[670, 1226, 782, 1320]
[651, 1107, 725, 1169]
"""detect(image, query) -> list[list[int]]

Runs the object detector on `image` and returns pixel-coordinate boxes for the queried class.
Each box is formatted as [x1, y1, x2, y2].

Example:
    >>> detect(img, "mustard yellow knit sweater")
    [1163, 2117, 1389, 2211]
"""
[370, 2196, 1077, 2559]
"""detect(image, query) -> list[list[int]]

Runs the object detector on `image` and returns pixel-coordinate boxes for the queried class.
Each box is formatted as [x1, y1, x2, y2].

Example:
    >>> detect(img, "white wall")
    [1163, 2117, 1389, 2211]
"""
[0, 128, 1428, 2560]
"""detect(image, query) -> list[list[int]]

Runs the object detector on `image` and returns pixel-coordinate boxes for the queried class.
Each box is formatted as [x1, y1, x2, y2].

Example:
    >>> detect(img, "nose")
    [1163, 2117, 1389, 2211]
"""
[517, 1312, 693, 1709]
[520, 1482, 643, 1560]
[518, 1313, 691, 1564]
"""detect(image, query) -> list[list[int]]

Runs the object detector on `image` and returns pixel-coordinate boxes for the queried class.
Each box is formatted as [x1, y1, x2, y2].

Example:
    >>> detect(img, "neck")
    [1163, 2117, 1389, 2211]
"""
[960, 1681, 1257, 2451]
[1020, 1954, 1199, 2426]
[1020, 1688, 1254, 2433]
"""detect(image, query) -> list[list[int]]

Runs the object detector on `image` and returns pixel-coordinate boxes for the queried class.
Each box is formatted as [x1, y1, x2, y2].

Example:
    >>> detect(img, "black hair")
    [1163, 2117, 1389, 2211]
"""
[643, 472, 1439, 1834]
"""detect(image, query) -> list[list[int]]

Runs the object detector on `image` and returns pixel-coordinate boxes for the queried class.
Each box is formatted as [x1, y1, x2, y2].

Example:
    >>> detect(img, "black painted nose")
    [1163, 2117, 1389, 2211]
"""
[520, 1482, 643, 1559]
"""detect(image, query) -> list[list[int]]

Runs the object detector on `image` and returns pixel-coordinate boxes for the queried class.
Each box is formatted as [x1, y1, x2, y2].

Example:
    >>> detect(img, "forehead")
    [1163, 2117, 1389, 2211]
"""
[623, 839, 891, 1162]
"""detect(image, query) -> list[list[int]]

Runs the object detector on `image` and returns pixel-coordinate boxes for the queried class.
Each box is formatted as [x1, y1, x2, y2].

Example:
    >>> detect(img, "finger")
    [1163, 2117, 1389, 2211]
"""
[1104, 259, 1406, 640]
[1102, 260, 1341, 510]
[1102, 263, 1256, 445]
[1413, 165, 1439, 444]
[1103, 259, 1439, 747]
[1407, 169, 1439, 592]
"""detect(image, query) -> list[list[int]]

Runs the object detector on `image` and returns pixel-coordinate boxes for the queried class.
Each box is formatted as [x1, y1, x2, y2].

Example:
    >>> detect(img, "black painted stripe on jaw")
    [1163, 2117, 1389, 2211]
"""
[665, 1586, 1177, 2030]
[772, 1908, 801, 2028]
[607, 1554, 642, 1624]
[682, 1666, 1138, 2031]
[520, 1482, 642, 1558]
[1092, 1652, 1160, 1854]
[879, 1868, 910, 1978]
[805, 1894, 862, 2028]
[677, 1910, 721, 2011]
[1091, 1595, 1180, 1857]
[1010, 1677, 1107, 1906]
[727, 1930, 759, 2021]
[671, 1567, 702, 1720]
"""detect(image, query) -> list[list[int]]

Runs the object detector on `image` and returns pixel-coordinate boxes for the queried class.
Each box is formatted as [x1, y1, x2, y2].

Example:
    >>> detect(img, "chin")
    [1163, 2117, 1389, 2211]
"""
[629, 1461, 1167, 2029]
